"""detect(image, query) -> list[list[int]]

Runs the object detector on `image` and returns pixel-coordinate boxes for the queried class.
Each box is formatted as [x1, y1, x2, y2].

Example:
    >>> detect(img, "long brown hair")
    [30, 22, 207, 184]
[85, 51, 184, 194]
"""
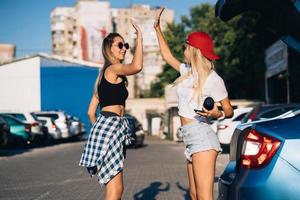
[94, 33, 128, 96]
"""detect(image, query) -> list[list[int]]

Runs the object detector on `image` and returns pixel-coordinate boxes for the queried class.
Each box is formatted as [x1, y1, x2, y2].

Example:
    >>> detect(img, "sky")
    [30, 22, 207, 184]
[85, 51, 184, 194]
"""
[0, 0, 216, 57]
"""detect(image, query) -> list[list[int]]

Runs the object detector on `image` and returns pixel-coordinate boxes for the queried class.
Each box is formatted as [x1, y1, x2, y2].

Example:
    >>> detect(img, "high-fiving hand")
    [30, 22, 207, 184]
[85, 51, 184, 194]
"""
[154, 7, 165, 30]
[130, 18, 142, 37]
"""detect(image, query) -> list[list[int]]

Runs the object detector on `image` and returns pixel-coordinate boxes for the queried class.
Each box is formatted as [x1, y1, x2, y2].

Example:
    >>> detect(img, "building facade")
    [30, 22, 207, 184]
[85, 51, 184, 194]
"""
[50, 0, 111, 63]
[113, 5, 174, 97]
[51, 2, 174, 98]
[51, 7, 80, 59]
[0, 44, 16, 64]
[0, 54, 100, 131]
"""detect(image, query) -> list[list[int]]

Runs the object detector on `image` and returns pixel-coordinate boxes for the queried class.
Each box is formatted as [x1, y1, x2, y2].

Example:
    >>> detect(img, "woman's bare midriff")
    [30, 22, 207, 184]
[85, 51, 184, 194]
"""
[180, 116, 196, 126]
[101, 105, 125, 116]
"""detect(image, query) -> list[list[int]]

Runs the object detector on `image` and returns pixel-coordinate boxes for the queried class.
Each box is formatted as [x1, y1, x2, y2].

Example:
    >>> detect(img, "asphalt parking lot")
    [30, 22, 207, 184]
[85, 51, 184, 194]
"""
[0, 136, 229, 200]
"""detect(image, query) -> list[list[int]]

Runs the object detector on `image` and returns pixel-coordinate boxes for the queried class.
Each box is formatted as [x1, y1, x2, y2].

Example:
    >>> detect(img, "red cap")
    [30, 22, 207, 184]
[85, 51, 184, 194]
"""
[186, 31, 220, 60]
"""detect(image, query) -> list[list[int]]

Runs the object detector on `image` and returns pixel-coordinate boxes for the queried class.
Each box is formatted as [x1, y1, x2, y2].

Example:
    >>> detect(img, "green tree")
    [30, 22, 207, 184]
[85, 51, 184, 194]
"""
[148, 3, 268, 100]
[145, 22, 186, 97]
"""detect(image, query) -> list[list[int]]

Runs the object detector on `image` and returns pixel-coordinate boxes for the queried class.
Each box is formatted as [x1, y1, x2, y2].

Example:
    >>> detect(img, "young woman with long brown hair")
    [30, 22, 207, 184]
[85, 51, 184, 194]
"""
[79, 20, 143, 200]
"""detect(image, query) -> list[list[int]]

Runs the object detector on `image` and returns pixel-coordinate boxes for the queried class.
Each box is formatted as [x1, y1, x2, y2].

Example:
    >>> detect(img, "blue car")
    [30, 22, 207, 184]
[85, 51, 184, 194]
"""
[218, 109, 300, 200]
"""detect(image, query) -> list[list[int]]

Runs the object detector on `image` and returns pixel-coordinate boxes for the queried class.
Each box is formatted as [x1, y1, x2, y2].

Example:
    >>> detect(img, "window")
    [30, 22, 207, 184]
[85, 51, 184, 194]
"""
[7, 114, 26, 121]
[0, 117, 7, 124]
[233, 113, 248, 121]
[3, 116, 19, 125]
[35, 114, 59, 120]
[259, 106, 299, 119]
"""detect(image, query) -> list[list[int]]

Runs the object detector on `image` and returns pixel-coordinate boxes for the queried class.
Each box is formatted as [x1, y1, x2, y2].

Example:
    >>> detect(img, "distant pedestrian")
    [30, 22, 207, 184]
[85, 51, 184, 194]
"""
[79, 19, 143, 200]
[154, 8, 233, 200]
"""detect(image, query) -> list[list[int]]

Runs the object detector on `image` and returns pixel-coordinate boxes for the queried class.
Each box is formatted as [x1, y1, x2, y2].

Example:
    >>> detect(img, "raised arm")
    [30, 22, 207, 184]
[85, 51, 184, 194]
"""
[154, 7, 181, 72]
[111, 19, 143, 76]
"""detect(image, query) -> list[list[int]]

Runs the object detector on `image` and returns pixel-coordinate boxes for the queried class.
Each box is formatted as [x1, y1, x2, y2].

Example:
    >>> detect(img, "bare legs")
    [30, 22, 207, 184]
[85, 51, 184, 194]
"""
[187, 150, 218, 200]
[105, 172, 124, 200]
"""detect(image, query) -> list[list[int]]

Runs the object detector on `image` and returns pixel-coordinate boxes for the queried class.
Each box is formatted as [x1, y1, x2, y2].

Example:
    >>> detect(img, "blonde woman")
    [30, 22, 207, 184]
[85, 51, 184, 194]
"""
[79, 20, 143, 200]
[154, 8, 233, 200]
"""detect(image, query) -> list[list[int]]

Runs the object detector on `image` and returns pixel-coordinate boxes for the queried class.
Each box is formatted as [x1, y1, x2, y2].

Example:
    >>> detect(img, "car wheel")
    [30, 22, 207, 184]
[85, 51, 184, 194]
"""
[0, 131, 9, 147]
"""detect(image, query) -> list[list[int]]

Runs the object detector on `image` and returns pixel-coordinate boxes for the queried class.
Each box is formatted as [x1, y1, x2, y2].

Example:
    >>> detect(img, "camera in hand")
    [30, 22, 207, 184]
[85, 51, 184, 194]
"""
[203, 97, 214, 111]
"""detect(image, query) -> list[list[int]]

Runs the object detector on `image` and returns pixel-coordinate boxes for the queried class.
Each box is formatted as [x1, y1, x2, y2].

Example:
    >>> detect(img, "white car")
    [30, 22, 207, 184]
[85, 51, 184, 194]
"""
[34, 111, 70, 139]
[66, 114, 86, 137]
[0, 111, 45, 140]
[216, 107, 253, 145]
[36, 116, 62, 140]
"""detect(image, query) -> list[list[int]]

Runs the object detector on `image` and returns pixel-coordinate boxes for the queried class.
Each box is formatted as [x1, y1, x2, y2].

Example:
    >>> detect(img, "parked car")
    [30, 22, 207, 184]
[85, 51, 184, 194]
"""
[35, 116, 62, 140]
[218, 108, 300, 200]
[216, 107, 253, 145]
[33, 111, 70, 139]
[0, 111, 48, 143]
[241, 103, 300, 123]
[124, 114, 145, 148]
[0, 117, 10, 146]
[66, 114, 86, 138]
[0, 114, 32, 146]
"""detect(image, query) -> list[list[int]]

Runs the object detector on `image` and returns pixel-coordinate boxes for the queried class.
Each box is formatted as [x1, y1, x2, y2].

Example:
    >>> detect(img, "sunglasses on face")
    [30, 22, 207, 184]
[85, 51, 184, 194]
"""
[182, 44, 187, 52]
[113, 42, 129, 50]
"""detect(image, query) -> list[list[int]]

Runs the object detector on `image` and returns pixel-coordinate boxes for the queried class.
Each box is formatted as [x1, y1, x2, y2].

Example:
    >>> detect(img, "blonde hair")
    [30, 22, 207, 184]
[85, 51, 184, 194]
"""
[173, 45, 215, 105]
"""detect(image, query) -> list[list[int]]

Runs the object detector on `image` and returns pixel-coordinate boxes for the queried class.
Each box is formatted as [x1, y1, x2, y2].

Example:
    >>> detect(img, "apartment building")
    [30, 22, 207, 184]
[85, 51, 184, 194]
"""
[51, 7, 79, 59]
[51, 1, 174, 98]
[113, 5, 174, 97]
[50, 0, 111, 63]
[0, 44, 16, 64]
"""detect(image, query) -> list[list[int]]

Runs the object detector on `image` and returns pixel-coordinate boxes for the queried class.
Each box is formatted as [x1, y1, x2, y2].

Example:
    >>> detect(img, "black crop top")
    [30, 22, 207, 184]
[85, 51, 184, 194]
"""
[97, 74, 128, 108]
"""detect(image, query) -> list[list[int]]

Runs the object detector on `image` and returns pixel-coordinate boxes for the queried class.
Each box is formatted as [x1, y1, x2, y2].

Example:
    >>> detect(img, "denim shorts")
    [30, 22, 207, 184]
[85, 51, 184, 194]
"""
[178, 121, 222, 162]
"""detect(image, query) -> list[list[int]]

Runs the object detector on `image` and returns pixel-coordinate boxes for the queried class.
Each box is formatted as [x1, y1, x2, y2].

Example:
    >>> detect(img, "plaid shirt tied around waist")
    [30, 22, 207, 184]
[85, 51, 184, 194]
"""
[79, 114, 132, 185]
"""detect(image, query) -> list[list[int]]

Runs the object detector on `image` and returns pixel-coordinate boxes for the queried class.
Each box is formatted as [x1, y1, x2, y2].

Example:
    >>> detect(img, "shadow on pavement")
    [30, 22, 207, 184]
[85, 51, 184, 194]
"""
[133, 181, 170, 200]
[176, 182, 191, 200]
[0, 137, 85, 157]
[127, 144, 148, 150]
[0, 147, 31, 157]
[176, 179, 218, 199]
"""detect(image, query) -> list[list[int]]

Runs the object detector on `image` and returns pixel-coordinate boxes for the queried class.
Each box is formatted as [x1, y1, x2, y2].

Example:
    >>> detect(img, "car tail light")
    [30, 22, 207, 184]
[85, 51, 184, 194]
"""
[31, 122, 39, 127]
[217, 124, 228, 130]
[25, 124, 31, 133]
[241, 129, 281, 168]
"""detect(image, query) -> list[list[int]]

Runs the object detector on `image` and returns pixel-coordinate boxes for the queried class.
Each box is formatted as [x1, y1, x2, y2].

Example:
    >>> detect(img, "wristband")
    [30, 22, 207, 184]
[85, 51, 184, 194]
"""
[217, 110, 225, 120]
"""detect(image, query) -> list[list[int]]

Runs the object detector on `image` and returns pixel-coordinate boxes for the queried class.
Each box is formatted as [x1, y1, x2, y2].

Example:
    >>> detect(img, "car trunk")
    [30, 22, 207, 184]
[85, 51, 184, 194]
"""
[255, 115, 300, 171]
[230, 115, 300, 170]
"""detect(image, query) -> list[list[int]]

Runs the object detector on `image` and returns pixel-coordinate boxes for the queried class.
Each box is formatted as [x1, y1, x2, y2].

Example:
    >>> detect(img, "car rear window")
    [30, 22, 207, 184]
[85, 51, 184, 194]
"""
[8, 113, 26, 121]
[0, 117, 7, 124]
[233, 113, 248, 121]
[35, 114, 59, 120]
[259, 106, 299, 119]
[3, 116, 20, 125]
[30, 113, 39, 121]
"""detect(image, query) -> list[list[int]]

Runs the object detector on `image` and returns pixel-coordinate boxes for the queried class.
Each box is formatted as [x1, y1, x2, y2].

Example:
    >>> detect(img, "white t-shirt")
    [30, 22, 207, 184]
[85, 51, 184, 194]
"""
[176, 63, 228, 120]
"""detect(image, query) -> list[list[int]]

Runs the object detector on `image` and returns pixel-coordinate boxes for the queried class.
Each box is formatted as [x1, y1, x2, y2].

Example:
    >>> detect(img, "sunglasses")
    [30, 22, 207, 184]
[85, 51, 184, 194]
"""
[113, 42, 129, 50]
[182, 44, 187, 52]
